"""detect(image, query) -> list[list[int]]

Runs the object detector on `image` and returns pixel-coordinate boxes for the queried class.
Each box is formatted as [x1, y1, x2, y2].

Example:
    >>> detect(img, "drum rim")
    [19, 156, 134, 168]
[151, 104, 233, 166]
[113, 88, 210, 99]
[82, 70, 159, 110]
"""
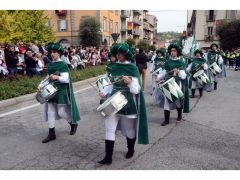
[160, 77, 174, 87]
[193, 70, 204, 78]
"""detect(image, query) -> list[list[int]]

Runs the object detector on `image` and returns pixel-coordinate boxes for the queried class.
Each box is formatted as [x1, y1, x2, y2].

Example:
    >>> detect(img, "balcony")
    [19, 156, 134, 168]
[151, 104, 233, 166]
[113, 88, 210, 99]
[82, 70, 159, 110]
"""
[204, 35, 214, 42]
[121, 11, 130, 18]
[143, 25, 150, 31]
[55, 10, 67, 16]
[132, 19, 142, 26]
[206, 15, 216, 22]
[133, 30, 141, 36]
[143, 15, 148, 21]
[133, 10, 142, 15]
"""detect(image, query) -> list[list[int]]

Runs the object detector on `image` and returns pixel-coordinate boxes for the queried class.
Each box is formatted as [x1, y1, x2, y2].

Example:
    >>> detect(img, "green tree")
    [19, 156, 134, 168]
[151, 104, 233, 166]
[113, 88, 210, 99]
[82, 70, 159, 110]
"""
[217, 19, 240, 50]
[0, 10, 55, 44]
[149, 45, 156, 51]
[125, 38, 136, 48]
[137, 39, 150, 52]
[79, 17, 101, 47]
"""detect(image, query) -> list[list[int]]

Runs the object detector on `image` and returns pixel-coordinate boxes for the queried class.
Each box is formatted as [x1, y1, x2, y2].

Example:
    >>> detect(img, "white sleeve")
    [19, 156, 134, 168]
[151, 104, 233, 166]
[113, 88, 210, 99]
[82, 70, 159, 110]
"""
[101, 85, 113, 96]
[58, 72, 70, 83]
[150, 62, 155, 72]
[157, 69, 166, 80]
[218, 55, 224, 65]
[128, 77, 140, 94]
[186, 63, 192, 72]
[203, 63, 208, 70]
[178, 70, 187, 80]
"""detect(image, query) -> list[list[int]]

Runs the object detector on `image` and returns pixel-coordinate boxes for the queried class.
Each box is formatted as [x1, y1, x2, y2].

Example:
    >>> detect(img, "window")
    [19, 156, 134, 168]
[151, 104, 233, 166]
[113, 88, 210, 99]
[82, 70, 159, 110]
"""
[208, 26, 213, 35]
[209, 10, 214, 21]
[115, 10, 118, 16]
[109, 20, 113, 33]
[59, 20, 67, 31]
[103, 17, 107, 32]
[115, 22, 118, 33]
[228, 10, 236, 19]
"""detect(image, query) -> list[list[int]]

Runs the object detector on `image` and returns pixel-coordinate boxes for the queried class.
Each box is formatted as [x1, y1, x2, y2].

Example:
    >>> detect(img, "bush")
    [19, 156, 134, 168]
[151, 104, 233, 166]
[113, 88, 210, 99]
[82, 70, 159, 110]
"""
[0, 65, 106, 101]
[137, 40, 150, 52]
[126, 38, 136, 48]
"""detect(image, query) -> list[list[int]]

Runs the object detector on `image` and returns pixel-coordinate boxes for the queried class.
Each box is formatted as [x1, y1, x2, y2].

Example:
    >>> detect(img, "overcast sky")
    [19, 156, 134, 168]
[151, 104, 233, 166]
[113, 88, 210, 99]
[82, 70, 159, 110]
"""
[149, 10, 188, 33]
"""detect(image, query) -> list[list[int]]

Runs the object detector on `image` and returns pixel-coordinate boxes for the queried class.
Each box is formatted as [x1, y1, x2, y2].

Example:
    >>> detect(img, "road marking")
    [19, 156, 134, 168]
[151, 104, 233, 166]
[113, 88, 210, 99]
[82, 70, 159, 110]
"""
[0, 85, 96, 118]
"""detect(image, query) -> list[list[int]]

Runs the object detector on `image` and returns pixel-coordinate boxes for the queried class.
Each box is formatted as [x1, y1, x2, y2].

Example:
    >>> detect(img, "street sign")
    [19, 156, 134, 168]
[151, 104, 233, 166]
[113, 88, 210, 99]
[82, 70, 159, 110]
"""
[111, 33, 120, 42]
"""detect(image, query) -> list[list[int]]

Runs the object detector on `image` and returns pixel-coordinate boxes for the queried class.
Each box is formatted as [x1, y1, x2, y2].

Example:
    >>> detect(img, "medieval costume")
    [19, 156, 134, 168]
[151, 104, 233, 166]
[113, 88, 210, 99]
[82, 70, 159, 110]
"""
[38, 43, 80, 143]
[187, 50, 208, 98]
[205, 43, 226, 91]
[155, 44, 189, 126]
[98, 43, 149, 165]
[150, 48, 167, 93]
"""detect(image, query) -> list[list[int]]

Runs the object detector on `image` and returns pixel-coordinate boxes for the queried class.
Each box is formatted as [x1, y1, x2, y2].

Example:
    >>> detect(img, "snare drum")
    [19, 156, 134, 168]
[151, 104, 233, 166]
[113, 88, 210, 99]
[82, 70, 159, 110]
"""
[158, 77, 184, 103]
[96, 75, 111, 92]
[97, 91, 128, 118]
[152, 67, 163, 76]
[193, 70, 210, 86]
[35, 83, 58, 104]
[209, 62, 222, 75]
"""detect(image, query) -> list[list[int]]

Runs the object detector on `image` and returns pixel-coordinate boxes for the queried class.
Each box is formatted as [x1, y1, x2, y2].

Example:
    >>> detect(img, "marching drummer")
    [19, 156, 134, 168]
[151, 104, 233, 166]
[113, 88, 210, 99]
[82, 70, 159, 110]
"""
[187, 49, 208, 98]
[150, 48, 166, 94]
[155, 44, 189, 126]
[97, 43, 149, 165]
[205, 43, 226, 91]
[37, 43, 80, 143]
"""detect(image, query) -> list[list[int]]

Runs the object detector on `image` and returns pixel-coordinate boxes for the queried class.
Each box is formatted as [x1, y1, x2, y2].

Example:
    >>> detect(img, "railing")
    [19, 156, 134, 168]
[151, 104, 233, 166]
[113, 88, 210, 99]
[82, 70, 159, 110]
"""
[204, 35, 214, 42]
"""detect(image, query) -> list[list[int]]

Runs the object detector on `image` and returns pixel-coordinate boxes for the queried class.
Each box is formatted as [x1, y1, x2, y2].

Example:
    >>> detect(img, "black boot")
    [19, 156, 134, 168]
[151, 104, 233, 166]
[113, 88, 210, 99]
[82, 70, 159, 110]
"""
[190, 89, 195, 98]
[125, 137, 136, 159]
[199, 88, 203, 97]
[98, 140, 115, 165]
[42, 128, 56, 143]
[177, 108, 182, 121]
[161, 110, 170, 126]
[214, 82, 217, 90]
[69, 122, 78, 135]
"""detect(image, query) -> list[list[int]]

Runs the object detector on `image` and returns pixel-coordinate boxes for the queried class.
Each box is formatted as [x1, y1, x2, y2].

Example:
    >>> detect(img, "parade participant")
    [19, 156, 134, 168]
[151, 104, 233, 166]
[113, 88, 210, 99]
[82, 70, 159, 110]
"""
[38, 43, 80, 143]
[155, 44, 189, 126]
[235, 48, 240, 71]
[98, 43, 149, 165]
[187, 50, 208, 98]
[150, 48, 167, 93]
[205, 43, 226, 91]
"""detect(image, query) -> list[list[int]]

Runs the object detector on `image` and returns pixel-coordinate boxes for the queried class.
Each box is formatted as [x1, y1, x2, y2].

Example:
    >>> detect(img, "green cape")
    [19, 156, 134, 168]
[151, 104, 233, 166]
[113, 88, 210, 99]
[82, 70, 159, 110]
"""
[48, 61, 80, 123]
[107, 62, 149, 144]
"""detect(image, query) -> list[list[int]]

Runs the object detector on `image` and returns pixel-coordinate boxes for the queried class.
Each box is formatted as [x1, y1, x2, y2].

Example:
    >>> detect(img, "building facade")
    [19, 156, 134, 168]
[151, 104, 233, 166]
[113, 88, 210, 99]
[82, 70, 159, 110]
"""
[44, 10, 121, 47]
[187, 10, 240, 48]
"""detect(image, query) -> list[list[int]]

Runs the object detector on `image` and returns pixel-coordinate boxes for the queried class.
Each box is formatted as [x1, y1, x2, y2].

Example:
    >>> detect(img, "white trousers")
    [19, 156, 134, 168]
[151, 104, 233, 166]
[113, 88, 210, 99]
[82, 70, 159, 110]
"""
[105, 114, 137, 141]
[47, 103, 71, 128]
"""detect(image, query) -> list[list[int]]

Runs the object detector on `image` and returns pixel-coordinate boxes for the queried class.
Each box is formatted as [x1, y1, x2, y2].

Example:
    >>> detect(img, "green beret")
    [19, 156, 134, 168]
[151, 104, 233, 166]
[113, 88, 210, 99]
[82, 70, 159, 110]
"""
[47, 43, 64, 54]
[110, 43, 133, 62]
[167, 43, 182, 56]
[156, 48, 166, 56]
[194, 49, 203, 56]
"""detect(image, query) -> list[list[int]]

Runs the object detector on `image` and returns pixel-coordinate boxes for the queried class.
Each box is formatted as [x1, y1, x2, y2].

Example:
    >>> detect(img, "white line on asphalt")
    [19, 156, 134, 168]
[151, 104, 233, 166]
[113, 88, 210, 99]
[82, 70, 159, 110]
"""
[0, 85, 96, 118]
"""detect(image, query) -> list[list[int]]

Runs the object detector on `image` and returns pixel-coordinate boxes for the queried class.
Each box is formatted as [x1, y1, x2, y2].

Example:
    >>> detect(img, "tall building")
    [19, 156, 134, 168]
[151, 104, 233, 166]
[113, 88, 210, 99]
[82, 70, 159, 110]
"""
[44, 10, 121, 47]
[187, 10, 240, 48]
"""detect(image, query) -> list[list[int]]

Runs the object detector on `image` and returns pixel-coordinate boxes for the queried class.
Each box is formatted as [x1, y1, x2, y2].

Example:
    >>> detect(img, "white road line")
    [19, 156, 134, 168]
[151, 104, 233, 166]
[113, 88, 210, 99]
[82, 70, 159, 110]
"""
[0, 85, 96, 118]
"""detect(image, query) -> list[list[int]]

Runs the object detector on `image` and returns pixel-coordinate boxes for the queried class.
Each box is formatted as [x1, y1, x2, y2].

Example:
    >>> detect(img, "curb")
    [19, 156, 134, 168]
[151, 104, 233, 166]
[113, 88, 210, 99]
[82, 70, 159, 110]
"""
[0, 75, 102, 110]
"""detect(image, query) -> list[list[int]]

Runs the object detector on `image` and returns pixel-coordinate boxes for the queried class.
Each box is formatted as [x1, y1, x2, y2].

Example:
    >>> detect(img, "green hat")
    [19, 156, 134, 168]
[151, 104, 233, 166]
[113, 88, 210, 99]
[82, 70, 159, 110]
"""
[47, 43, 64, 54]
[110, 43, 133, 62]
[194, 49, 203, 56]
[168, 43, 182, 56]
[156, 48, 166, 56]
[210, 43, 219, 49]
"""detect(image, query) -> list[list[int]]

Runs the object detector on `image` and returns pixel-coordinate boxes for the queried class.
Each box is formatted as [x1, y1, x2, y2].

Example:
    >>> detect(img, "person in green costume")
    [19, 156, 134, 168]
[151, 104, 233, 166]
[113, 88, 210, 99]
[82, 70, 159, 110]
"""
[186, 49, 208, 98]
[155, 44, 189, 126]
[150, 48, 167, 93]
[38, 43, 80, 143]
[97, 43, 149, 165]
[205, 43, 226, 91]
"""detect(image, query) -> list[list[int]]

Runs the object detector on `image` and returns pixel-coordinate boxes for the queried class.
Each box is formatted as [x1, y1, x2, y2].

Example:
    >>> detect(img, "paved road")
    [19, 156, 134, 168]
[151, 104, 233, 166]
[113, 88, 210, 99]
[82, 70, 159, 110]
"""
[0, 66, 239, 170]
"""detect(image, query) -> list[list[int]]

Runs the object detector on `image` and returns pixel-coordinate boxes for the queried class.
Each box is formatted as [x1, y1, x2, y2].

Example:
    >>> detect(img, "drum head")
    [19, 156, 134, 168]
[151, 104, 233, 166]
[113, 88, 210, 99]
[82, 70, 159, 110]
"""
[97, 91, 120, 111]
[193, 70, 204, 78]
[160, 77, 174, 87]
